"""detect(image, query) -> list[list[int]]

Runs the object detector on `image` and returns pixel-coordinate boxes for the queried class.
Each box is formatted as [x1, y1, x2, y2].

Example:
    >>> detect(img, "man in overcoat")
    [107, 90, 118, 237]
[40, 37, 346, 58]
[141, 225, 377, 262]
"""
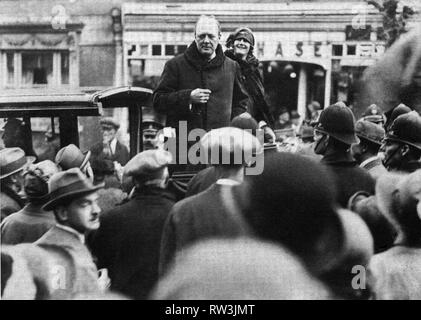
[89, 149, 176, 299]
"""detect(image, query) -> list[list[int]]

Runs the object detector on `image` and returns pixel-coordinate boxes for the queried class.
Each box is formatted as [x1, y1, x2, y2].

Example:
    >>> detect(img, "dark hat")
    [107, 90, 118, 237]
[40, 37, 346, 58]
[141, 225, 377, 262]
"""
[23, 160, 59, 201]
[43, 168, 104, 211]
[0, 148, 35, 180]
[355, 119, 385, 145]
[234, 152, 342, 273]
[385, 103, 412, 132]
[90, 156, 115, 175]
[385, 111, 421, 150]
[2, 118, 24, 131]
[142, 109, 166, 128]
[124, 149, 172, 178]
[315, 101, 359, 145]
[100, 117, 120, 130]
[230, 112, 259, 132]
[361, 104, 386, 125]
[232, 27, 255, 47]
[55, 144, 91, 170]
[290, 110, 300, 119]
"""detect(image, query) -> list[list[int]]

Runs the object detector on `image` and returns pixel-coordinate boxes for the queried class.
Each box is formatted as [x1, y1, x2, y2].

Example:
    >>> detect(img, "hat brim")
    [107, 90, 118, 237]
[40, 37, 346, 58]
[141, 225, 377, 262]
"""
[316, 128, 359, 145]
[42, 182, 104, 211]
[0, 156, 36, 180]
[80, 151, 91, 170]
[385, 137, 421, 151]
[357, 134, 382, 146]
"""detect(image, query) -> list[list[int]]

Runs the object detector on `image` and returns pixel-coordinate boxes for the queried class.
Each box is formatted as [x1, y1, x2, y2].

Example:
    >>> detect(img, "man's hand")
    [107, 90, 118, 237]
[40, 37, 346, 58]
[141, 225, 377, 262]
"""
[190, 88, 211, 104]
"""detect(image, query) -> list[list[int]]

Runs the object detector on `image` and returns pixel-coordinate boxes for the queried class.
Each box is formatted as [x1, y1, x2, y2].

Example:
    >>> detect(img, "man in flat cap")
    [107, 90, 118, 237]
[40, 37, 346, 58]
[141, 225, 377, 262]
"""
[159, 127, 261, 275]
[381, 111, 421, 173]
[89, 149, 176, 300]
[314, 102, 375, 207]
[91, 117, 130, 168]
[1, 160, 59, 244]
[0, 148, 35, 221]
[361, 104, 386, 127]
[34, 168, 105, 299]
[351, 119, 387, 181]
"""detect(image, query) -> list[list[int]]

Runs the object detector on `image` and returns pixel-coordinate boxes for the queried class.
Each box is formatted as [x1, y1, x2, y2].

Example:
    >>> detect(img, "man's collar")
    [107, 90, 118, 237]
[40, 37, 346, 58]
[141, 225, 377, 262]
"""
[184, 41, 225, 70]
[55, 223, 85, 244]
[216, 179, 241, 186]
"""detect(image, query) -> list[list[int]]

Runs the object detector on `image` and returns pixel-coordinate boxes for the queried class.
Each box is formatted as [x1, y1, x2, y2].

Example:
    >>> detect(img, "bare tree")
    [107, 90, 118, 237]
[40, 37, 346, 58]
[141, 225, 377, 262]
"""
[367, 0, 414, 47]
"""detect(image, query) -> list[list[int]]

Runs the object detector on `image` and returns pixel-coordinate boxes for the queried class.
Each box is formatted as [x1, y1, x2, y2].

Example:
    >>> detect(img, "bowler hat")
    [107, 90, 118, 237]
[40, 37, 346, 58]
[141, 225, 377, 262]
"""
[385, 111, 421, 150]
[55, 144, 91, 170]
[315, 102, 359, 145]
[0, 148, 35, 180]
[355, 119, 385, 145]
[124, 149, 172, 178]
[23, 160, 59, 201]
[43, 168, 104, 211]
[232, 27, 255, 47]
[100, 117, 120, 130]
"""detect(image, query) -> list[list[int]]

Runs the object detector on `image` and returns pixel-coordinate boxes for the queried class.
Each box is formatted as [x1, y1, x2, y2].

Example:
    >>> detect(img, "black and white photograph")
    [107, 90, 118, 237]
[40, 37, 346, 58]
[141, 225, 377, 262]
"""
[1, 0, 421, 307]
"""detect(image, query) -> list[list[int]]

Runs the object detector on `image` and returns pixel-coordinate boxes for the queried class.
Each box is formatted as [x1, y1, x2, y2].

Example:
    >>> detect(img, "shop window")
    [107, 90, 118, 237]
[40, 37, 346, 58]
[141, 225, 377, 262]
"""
[139, 45, 149, 55]
[332, 44, 343, 57]
[152, 45, 162, 56]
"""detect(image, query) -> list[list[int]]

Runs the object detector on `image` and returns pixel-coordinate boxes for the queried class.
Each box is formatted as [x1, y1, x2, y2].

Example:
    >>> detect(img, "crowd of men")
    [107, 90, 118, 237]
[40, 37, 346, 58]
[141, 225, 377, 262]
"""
[1, 15, 421, 300]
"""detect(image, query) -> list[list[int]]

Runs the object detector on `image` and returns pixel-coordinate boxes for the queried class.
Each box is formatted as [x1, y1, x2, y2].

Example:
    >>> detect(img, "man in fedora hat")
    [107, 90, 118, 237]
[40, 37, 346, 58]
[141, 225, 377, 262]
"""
[90, 117, 130, 167]
[368, 170, 421, 299]
[55, 144, 94, 182]
[351, 119, 387, 180]
[381, 111, 421, 173]
[90, 149, 176, 300]
[0, 147, 35, 221]
[1, 160, 59, 244]
[35, 168, 106, 299]
[159, 127, 261, 275]
[314, 102, 375, 207]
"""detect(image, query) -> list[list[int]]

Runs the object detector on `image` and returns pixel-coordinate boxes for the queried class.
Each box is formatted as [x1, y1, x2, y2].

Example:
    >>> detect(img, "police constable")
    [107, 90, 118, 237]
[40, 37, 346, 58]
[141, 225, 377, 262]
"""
[351, 119, 387, 181]
[314, 102, 375, 207]
[141, 110, 166, 151]
[381, 111, 421, 173]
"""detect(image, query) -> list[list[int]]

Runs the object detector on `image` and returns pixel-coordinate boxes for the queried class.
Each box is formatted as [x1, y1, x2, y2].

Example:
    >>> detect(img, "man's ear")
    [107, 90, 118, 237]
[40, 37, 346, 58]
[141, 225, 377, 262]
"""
[55, 206, 68, 223]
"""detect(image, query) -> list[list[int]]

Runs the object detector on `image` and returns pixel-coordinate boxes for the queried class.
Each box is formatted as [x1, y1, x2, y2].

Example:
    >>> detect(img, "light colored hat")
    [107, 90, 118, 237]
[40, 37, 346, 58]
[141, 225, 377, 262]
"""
[0, 147, 35, 180]
[43, 168, 103, 211]
[200, 127, 263, 166]
[100, 117, 120, 130]
[55, 144, 91, 171]
[123, 149, 172, 178]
